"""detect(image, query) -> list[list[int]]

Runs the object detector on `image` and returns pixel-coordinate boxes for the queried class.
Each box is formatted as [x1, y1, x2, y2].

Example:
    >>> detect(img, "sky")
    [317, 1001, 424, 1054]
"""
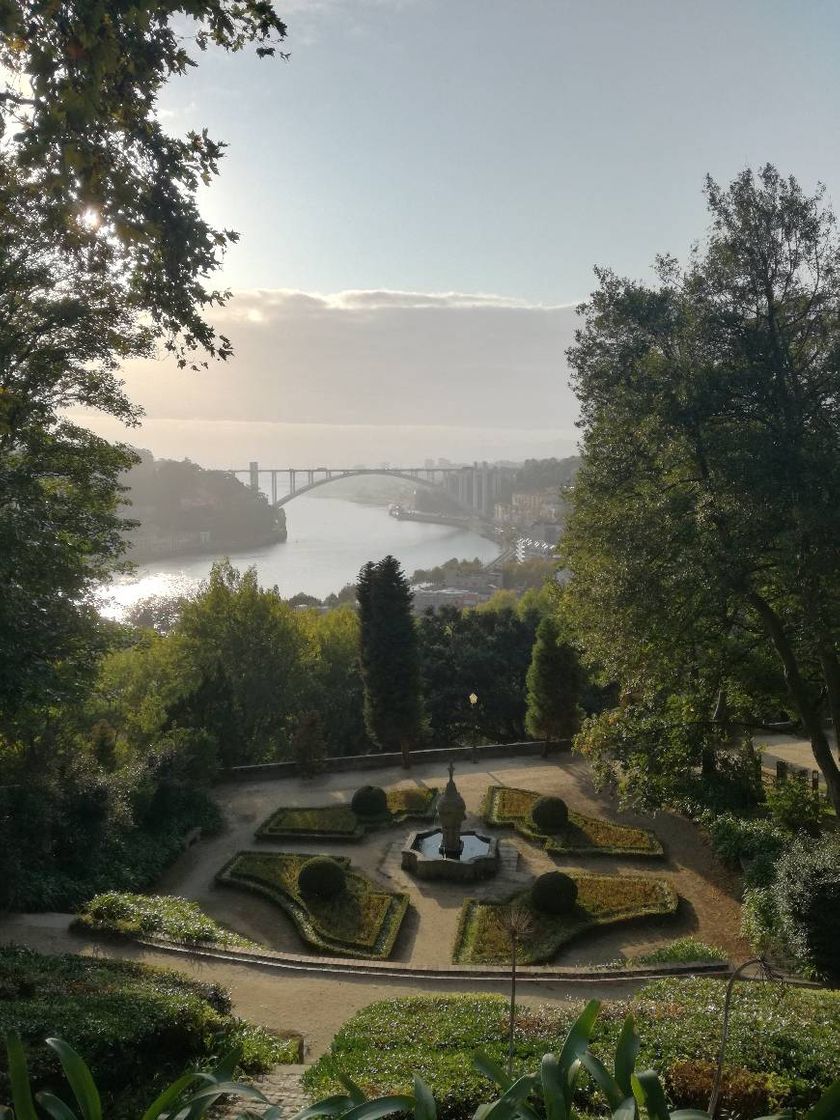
[87, 0, 840, 468]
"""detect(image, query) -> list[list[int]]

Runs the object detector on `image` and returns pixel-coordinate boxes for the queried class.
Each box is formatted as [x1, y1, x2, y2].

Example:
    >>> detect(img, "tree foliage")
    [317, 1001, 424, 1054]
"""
[357, 556, 424, 766]
[525, 616, 582, 744]
[563, 165, 840, 812]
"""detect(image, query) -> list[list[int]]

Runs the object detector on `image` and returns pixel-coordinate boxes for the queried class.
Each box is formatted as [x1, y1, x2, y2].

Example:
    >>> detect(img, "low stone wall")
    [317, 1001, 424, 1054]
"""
[224, 739, 570, 782]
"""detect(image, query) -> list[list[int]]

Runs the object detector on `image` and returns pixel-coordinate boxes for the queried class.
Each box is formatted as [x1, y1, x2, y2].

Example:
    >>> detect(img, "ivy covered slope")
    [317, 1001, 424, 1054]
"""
[256, 787, 438, 840]
[217, 851, 408, 959]
[73, 892, 260, 948]
[304, 981, 840, 1120]
[0, 947, 299, 1115]
[482, 786, 663, 856]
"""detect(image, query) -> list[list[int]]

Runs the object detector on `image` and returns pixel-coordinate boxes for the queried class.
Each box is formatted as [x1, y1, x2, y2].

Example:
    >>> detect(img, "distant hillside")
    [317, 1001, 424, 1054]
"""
[514, 455, 581, 492]
[122, 450, 286, 562]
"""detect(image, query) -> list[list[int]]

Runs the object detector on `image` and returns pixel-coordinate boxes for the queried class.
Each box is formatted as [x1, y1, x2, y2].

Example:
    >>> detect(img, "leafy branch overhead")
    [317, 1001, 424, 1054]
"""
[0, 0, 288, 365]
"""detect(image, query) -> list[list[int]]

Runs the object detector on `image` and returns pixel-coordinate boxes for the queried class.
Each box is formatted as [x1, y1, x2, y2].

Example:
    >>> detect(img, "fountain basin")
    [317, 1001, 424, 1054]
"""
[401, 827, 499, 881]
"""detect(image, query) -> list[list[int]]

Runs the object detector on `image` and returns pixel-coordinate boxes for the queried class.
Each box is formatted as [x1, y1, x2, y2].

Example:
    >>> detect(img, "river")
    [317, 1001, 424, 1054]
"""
[100, 494, 501, 616]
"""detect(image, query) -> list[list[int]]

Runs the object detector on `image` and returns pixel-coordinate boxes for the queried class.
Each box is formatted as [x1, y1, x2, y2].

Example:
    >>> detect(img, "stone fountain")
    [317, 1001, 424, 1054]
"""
[401, 763, 499, 881]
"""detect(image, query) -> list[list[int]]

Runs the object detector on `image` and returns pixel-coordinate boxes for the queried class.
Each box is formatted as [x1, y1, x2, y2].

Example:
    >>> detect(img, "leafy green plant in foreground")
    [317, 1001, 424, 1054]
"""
[6, 1001, 840, 1120]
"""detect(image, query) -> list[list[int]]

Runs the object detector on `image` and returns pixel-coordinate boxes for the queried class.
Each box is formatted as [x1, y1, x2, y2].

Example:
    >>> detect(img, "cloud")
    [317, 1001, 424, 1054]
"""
[116, 287, 582, 433]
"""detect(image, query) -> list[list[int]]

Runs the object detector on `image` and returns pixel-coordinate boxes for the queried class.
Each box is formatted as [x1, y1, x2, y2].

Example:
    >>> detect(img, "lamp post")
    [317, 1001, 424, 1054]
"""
[469, 692, 479, 762]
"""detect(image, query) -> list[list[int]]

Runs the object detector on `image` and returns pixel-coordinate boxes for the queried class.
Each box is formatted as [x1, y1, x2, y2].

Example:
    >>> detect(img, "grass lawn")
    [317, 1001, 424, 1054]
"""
[0, 945, 299, 1120]
[216, 851, 408, 959]
[482, 786, 663, 856]
[454, 873, 678, 964]
[256, 786, 438, 841]
[303, 982, 840, 1120]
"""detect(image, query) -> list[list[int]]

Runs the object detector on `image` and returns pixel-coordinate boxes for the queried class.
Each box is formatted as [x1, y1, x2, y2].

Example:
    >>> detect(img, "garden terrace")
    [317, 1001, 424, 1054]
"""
[482, 785, 664, 856]
[255, 786, 438, 841]
[304, 980, 840, 1120]
[454, 873, 678, 963]
[73, 892, 260, 948]
[216, 851, 408, 959]
[0, 945, 299, 1115]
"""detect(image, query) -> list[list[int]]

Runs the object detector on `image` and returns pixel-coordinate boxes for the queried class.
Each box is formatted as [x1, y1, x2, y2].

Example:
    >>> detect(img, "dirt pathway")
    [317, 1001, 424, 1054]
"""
[156, 755, 748, 966]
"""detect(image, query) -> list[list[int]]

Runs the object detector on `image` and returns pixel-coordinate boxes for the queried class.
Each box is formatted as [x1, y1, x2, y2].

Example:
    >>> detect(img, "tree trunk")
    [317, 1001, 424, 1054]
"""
[747, 592, 840, 814]
[400, 739, 412, 769]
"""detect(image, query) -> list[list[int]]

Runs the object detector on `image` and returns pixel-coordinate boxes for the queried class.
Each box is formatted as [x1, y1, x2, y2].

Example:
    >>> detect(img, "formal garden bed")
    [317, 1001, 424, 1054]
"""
[216, 850, 409, 959]
[453, 873, 678, 964]
[0, 945, 300, 1116]
[72, 891, 261, 949]
[255, 785, 438, 841]
[481, 785, 664, 856]
[303, 980, 840, 1120]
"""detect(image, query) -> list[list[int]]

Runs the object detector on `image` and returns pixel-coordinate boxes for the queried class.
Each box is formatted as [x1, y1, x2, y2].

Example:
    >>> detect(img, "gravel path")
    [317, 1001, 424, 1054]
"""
[155, 754, 749, 967]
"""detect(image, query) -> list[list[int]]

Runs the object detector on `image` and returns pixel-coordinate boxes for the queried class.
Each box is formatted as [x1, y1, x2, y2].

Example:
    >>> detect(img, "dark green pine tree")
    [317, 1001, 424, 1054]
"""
[292, 711, 327, 778]
[357, 556, 424, 768]
[525, 616, 582, 748]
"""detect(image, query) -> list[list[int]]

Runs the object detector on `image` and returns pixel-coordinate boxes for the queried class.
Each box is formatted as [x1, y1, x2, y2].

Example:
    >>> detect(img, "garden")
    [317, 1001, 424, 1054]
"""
[256, 784, 438, 841]
[454, 871, 678, 964]
[482, 787, 664, 856]
[216, 849, 409, 958]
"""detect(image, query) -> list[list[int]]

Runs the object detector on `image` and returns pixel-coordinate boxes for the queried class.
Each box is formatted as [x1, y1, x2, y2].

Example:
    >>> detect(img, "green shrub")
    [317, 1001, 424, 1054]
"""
[635, 937, 728, 965]
[705, 813, 785, 868]
[75, 892, 256, 947]
[772, 835, 840, 984]
[766, 777, 825, 836]
[0, 946, 296, 1117]
[530, 871, 578, 915]
[351, 785, 388, 817]
[530, 795, 569, 832]
[304, 980, 840, 1117]
[666, 1059, 783, 1118]
[297, 856, 346, 899]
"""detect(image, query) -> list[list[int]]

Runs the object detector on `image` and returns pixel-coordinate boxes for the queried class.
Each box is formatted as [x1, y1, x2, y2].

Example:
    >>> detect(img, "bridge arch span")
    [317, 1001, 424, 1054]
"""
[273, 469, 476, 517]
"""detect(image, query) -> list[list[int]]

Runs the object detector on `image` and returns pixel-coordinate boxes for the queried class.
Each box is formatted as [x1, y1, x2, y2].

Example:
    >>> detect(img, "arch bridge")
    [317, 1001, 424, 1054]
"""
[227, 462, 513, 520]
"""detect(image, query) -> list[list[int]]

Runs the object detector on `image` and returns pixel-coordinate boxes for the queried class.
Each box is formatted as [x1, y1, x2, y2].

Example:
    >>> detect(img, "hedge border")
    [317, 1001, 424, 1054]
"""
[481, 786, 664, 857]
[453, 874, 679, 964]
[215, 850, 409, 960]
[255, 788, 439, 842]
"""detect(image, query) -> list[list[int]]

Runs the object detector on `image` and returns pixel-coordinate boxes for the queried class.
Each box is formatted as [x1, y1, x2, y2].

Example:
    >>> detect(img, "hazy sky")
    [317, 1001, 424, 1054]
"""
[95, 0, 840, 468]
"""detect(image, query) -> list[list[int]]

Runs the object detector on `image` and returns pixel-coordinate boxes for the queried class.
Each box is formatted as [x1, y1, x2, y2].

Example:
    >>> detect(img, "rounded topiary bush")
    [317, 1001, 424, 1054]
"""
[297, 856, 346, 900]
[531, 871, 578, 915]
[530, 795, 569, 833]
[351, 785, 388, 818]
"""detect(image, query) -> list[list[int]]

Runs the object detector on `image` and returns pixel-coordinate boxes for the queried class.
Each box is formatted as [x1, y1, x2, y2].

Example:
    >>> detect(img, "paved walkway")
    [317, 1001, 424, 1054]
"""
[154, 754, 748, 968]
[0, 913, 641, 1061]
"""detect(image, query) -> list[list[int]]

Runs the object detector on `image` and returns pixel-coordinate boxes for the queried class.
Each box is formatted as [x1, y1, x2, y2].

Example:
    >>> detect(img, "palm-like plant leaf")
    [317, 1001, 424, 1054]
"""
[44, 1040, 100, 1120]
[5, 1031, 40, 1120]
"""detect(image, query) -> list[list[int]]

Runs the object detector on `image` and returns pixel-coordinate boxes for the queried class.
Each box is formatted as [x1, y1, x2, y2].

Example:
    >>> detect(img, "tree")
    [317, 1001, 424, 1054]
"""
[0, 0, 287, 365]
[292, 711, 327, 777]
[357, 556, 424, 767]
[563, 165, 840, 813]
[525, 616, 582, 747]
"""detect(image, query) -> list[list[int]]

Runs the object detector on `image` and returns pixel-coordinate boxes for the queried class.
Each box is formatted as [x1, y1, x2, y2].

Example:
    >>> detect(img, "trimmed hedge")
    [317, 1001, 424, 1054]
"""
[531, 871, 578, 915]
[73, 892, 258, 948]
[351, 785, 388, 817]
[298, 856, 347, 899]
[256, 786, 438, 841]
[0, 946, 299, 1118]
[216, 851, 408, 959]
[531, 796, 569, 833]
[303, 981, 840, 1119]
[454, 874, 677, 964]
[482, 786, 663, 857]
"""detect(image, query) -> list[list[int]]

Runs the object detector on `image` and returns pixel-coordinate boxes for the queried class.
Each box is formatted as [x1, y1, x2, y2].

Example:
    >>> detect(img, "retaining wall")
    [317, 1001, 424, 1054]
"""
[225, 739, 570, 782]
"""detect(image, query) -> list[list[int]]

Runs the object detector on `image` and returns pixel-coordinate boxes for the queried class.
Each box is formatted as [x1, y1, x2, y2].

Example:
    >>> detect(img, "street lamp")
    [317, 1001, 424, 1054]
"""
[469, 692, 479, 762]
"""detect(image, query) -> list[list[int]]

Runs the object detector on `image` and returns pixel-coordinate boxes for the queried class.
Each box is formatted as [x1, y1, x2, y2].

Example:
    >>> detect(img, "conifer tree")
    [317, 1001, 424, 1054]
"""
[293, 711, 327, 777]
[525, 617, 582, 747]
[357, 556, 424, 768]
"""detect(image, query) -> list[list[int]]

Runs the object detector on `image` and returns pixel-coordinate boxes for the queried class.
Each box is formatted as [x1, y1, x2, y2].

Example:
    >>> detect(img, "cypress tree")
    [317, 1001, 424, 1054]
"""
[357, 556, 424, 767]
[525, 616, 582, 748]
